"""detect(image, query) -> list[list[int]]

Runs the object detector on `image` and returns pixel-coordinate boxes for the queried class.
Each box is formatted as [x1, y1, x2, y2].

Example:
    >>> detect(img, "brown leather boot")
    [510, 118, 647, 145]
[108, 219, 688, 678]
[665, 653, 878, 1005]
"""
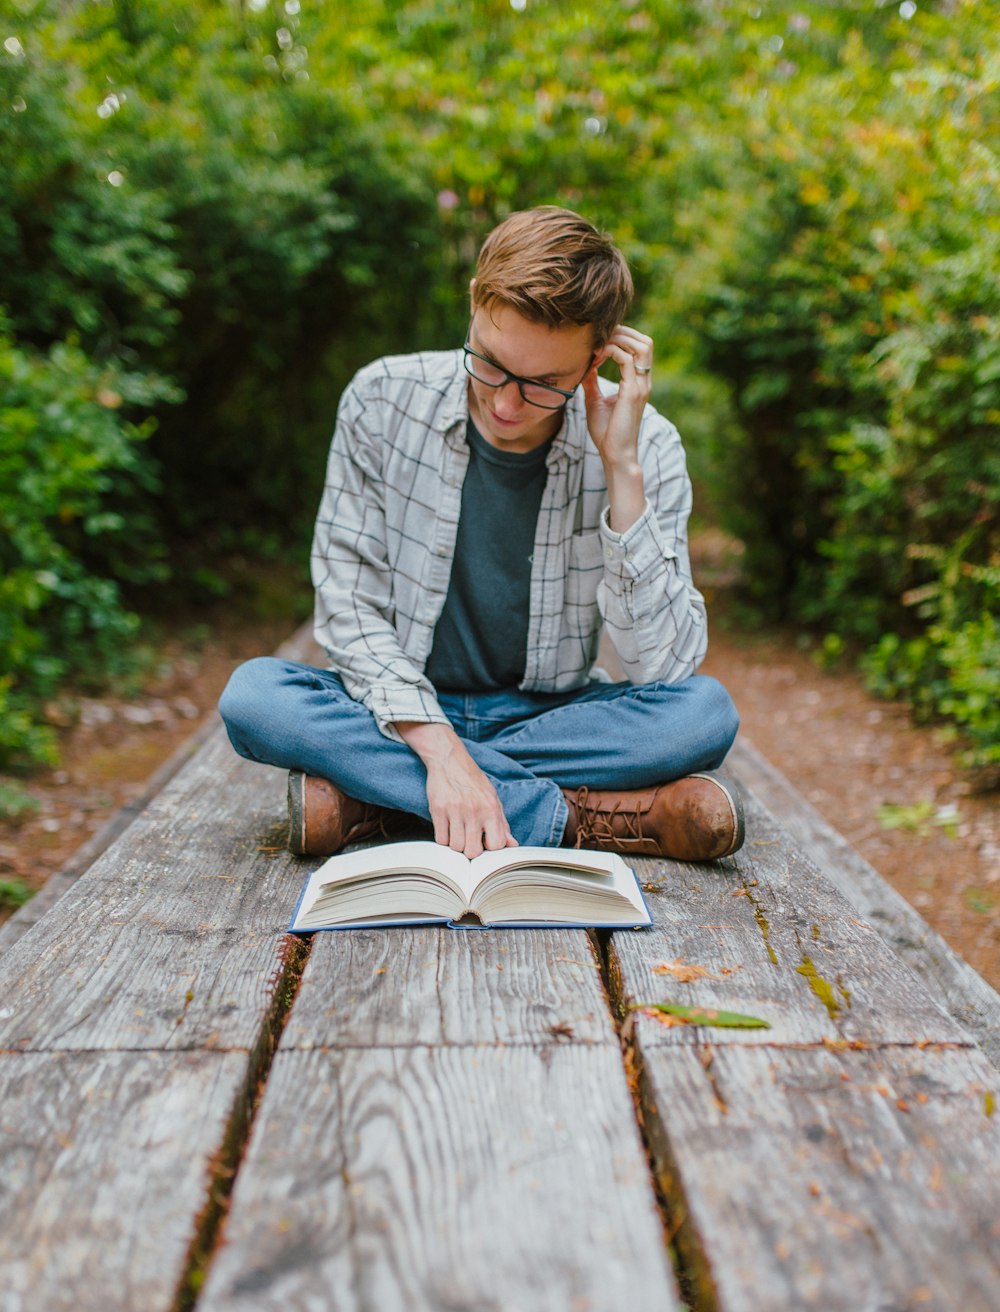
[287, 771, 410, 857]
[561, 773, 745, 862]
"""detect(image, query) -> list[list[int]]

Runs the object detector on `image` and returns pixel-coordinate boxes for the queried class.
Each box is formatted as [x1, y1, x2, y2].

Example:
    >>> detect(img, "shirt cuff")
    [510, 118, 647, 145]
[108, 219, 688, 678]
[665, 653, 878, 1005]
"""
[365, 683, 450, 743]
[598, 500, 675, 580]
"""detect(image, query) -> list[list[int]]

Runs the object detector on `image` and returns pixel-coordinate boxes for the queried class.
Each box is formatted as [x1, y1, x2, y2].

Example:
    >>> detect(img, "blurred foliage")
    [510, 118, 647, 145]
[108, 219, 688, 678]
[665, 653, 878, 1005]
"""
[0, 0, 997, 775]
[0, 877, 34, 911]
[0, 315, 165, 764]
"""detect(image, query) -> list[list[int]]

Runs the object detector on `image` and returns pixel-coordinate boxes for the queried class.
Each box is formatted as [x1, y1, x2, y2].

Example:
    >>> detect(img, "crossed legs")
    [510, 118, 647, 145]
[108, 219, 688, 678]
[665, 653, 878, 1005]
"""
[219, 658, 742, 855]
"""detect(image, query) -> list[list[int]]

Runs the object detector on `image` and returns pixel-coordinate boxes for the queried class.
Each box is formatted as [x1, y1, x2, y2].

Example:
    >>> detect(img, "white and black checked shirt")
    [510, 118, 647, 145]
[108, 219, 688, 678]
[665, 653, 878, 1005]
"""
[312, 349, 708, 739]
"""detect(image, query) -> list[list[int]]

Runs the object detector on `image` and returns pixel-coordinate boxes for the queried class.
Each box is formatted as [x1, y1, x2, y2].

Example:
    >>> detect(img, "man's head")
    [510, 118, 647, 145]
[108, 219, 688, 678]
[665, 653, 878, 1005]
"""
[470, 206, 633, 351]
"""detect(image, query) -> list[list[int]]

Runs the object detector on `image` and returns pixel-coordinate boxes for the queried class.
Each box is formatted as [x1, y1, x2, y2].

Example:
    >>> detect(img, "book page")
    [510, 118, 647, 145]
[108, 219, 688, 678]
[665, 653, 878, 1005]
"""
[468, 845, 618, 891]
[470, 847, 650, 926]
[293, 840, 476, 926]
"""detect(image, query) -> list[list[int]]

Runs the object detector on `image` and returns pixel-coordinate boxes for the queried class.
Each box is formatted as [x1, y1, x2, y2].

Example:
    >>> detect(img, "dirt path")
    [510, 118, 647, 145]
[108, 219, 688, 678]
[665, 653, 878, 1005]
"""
[2, 568, 997, 988]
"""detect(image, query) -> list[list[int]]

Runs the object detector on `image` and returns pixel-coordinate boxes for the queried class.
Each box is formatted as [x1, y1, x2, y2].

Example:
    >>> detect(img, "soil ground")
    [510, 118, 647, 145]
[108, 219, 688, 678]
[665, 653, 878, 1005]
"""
[1, 547, 997, 989]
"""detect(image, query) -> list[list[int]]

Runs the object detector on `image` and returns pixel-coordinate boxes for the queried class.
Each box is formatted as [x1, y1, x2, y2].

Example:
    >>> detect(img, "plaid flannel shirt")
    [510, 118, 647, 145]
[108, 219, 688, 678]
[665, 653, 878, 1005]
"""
[312, 349, 708, 739]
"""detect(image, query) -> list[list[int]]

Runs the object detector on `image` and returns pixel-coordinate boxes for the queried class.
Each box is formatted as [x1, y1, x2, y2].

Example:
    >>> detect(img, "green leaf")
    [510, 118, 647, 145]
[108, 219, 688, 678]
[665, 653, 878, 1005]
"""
[634, 1003, 771, 1029]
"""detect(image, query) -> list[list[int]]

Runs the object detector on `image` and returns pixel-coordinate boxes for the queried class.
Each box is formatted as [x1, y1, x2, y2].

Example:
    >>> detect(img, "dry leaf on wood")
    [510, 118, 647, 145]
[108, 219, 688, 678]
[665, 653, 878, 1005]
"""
[636, 1003, 771, 1029]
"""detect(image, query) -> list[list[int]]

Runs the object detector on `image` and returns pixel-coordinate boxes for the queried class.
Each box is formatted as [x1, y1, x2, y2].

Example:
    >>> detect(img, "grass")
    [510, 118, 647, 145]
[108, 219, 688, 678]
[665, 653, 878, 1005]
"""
[0, 878, 33, 912]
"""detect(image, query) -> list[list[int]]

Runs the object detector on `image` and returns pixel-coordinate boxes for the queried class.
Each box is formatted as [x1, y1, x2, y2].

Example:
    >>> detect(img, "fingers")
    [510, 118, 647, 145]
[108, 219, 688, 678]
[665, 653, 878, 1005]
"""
[437, 807, 516, 859]
[602, 327, 653, 387]
[425, 759, 516, 859]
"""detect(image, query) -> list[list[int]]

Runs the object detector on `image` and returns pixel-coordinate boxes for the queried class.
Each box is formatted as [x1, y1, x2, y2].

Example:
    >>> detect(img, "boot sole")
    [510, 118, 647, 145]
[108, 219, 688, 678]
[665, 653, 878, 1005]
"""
[690, 772, 746, 858]
[287, 770, 307, 855]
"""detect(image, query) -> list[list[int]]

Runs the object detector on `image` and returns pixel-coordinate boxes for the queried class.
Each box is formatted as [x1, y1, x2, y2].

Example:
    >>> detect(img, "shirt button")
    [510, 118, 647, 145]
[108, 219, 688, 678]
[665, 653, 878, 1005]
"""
[605, 547, 615, 560]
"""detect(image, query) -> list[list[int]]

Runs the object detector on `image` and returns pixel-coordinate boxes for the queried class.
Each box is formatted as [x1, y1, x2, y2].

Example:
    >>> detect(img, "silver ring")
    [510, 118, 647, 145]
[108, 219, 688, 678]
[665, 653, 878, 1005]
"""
[635, 365, 652, 375]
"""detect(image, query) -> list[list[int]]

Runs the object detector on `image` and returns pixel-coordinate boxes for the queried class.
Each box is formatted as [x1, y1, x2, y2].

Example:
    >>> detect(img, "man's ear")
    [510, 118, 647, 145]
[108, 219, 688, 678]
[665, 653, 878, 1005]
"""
[468, 277, 478, 315]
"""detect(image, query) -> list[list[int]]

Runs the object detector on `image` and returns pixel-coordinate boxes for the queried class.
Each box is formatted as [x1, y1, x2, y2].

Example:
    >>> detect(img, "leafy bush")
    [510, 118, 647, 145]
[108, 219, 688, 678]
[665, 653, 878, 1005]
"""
[0, 879, 33, 913]
[937, 616, 1000, 774]
[1, 2, 442, 551]
[0, 1, 443, 761]
[1, 0, 997, 776]
[0, 320, 164, 765]
[659, 4, 1000, 774]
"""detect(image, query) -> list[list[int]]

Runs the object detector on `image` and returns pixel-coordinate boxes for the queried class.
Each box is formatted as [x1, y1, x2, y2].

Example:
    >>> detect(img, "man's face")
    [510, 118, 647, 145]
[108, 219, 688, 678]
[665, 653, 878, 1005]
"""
[466, 301, 595, 453]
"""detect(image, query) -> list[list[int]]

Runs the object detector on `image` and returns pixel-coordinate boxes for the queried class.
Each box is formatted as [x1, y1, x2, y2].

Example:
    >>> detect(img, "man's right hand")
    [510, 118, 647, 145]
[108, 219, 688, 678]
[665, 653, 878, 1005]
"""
[395, 721, 517, 859]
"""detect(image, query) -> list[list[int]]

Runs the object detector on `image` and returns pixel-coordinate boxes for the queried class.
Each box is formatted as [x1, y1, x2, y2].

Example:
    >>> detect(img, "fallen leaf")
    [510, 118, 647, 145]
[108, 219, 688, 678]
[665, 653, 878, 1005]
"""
[635, 1002, 771, 1029]
[653, 957, 714, 982]
[643, 1008, 689, 1029]
[822, 1037, 871, 1051]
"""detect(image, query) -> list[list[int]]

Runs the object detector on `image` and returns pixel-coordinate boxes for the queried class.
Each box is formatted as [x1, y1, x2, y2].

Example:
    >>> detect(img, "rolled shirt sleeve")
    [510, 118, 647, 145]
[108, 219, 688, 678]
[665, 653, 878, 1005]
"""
[595, 405, 708, 684]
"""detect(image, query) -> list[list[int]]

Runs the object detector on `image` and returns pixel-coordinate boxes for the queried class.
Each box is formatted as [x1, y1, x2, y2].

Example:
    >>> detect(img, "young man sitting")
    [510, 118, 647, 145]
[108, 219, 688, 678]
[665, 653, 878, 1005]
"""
[219, 206, 744, 863]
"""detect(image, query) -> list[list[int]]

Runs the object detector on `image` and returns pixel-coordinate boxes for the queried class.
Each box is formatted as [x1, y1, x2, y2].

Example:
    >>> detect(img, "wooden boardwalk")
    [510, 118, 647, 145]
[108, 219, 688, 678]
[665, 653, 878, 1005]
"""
[1, 640, 998, 1310]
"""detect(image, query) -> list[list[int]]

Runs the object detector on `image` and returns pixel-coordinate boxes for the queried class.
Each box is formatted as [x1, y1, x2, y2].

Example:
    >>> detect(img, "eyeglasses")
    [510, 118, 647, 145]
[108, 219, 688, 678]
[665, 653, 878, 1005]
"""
[463, 340, 589, 410]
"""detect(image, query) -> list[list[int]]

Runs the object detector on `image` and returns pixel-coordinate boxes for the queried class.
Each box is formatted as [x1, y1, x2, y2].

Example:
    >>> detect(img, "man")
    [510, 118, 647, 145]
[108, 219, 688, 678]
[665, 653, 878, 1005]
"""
[219, 206, 743, 862]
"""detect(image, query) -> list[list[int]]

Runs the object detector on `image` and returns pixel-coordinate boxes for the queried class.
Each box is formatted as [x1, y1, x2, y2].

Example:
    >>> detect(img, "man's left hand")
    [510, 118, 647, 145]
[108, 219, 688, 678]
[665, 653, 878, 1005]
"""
[582, 324, 653, 533]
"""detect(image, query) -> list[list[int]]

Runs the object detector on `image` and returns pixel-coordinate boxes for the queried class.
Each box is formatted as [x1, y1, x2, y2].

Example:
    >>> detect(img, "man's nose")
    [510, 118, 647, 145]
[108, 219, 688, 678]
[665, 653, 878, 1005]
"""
[494, 378, 525, 415]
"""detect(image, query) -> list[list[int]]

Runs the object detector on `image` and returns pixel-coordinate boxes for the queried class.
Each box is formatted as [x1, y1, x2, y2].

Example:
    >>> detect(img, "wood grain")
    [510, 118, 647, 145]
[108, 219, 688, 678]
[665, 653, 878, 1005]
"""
[612, 792, 967, 1050]
[634, 1042, 1000, 1312]
[282, 924, 615, 1049]
[0, 731, 308, 1052]
[728, 737, 1000, 1068]
[199, 1044, 682, 1312]
[0, 1050, 247, 1312]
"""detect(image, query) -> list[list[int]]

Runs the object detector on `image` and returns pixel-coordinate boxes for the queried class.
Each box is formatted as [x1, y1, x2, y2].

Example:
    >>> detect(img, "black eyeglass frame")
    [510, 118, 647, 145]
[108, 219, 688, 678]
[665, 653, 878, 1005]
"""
[462, 339, 594, 411]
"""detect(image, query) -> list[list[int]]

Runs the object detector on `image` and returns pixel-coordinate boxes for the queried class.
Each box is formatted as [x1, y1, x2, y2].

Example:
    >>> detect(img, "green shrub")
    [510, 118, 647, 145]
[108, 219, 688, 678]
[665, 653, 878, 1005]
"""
[936, 616, 1000, 774]
[660, 4, 1000, 774]
[0, 879, 33, 913]
[0, 322, 163, 765]
[0, 2, 443, 552]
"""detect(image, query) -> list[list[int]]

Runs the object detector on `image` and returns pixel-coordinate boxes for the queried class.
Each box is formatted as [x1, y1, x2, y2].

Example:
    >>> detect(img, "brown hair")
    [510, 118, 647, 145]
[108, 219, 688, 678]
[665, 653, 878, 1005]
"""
[472, 206, 633, 348]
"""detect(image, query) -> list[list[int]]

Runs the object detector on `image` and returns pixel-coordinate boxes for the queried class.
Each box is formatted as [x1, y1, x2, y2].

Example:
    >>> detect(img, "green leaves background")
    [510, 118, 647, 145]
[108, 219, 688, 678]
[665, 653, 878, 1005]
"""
[1, 1, 997, 772]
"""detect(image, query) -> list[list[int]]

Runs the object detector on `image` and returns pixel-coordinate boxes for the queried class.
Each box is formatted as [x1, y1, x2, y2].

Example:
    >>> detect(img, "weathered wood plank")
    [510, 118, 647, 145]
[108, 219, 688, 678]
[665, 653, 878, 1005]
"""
[0, 625, 318, 958]
[633, 1042, 1000, 1312]
[728, 737, 1000, 1069]
[199, 1044, 682, 1312]
[598, 630, 1000, 1066]
[0, 717, 220, 956]
[611, 792, 967, 1049]
[0, 731, 308, 1052]
[0, 1050, 248, 1312]
[282, 925, 615, 1048]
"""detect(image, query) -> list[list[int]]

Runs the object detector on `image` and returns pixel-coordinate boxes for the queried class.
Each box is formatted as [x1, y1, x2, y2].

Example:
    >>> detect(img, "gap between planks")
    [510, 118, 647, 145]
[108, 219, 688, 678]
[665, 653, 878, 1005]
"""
[170, 933, 312, 1312]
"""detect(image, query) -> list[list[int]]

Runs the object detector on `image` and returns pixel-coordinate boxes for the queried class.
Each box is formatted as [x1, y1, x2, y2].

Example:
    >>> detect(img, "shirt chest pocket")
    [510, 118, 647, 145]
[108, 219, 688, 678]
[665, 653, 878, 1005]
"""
[564, 531, 604, 609]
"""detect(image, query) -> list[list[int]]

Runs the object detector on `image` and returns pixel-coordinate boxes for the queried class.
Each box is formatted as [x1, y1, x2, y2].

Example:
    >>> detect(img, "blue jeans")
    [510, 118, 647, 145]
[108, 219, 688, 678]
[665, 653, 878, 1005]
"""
[219, 659, 739, 847]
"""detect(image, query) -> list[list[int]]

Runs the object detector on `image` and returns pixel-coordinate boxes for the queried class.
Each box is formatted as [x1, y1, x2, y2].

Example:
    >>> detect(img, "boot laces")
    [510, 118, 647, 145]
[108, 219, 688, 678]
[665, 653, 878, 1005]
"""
[570, 787, 646, 849]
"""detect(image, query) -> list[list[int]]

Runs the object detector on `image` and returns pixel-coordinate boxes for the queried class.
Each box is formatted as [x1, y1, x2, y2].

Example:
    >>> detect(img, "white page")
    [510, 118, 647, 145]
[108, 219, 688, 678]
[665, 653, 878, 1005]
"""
[306, 840, 475, 906]
[468, 844, 620, 889]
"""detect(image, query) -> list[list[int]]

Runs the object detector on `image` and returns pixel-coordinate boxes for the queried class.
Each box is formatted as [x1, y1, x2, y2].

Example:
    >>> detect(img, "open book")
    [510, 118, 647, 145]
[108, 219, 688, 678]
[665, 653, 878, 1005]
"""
[289, 840, 652, 931]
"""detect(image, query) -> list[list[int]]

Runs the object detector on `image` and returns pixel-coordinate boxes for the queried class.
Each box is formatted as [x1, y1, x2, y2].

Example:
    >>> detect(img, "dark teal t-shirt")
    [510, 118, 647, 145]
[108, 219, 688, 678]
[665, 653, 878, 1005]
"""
[426, 420, 551, 691]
